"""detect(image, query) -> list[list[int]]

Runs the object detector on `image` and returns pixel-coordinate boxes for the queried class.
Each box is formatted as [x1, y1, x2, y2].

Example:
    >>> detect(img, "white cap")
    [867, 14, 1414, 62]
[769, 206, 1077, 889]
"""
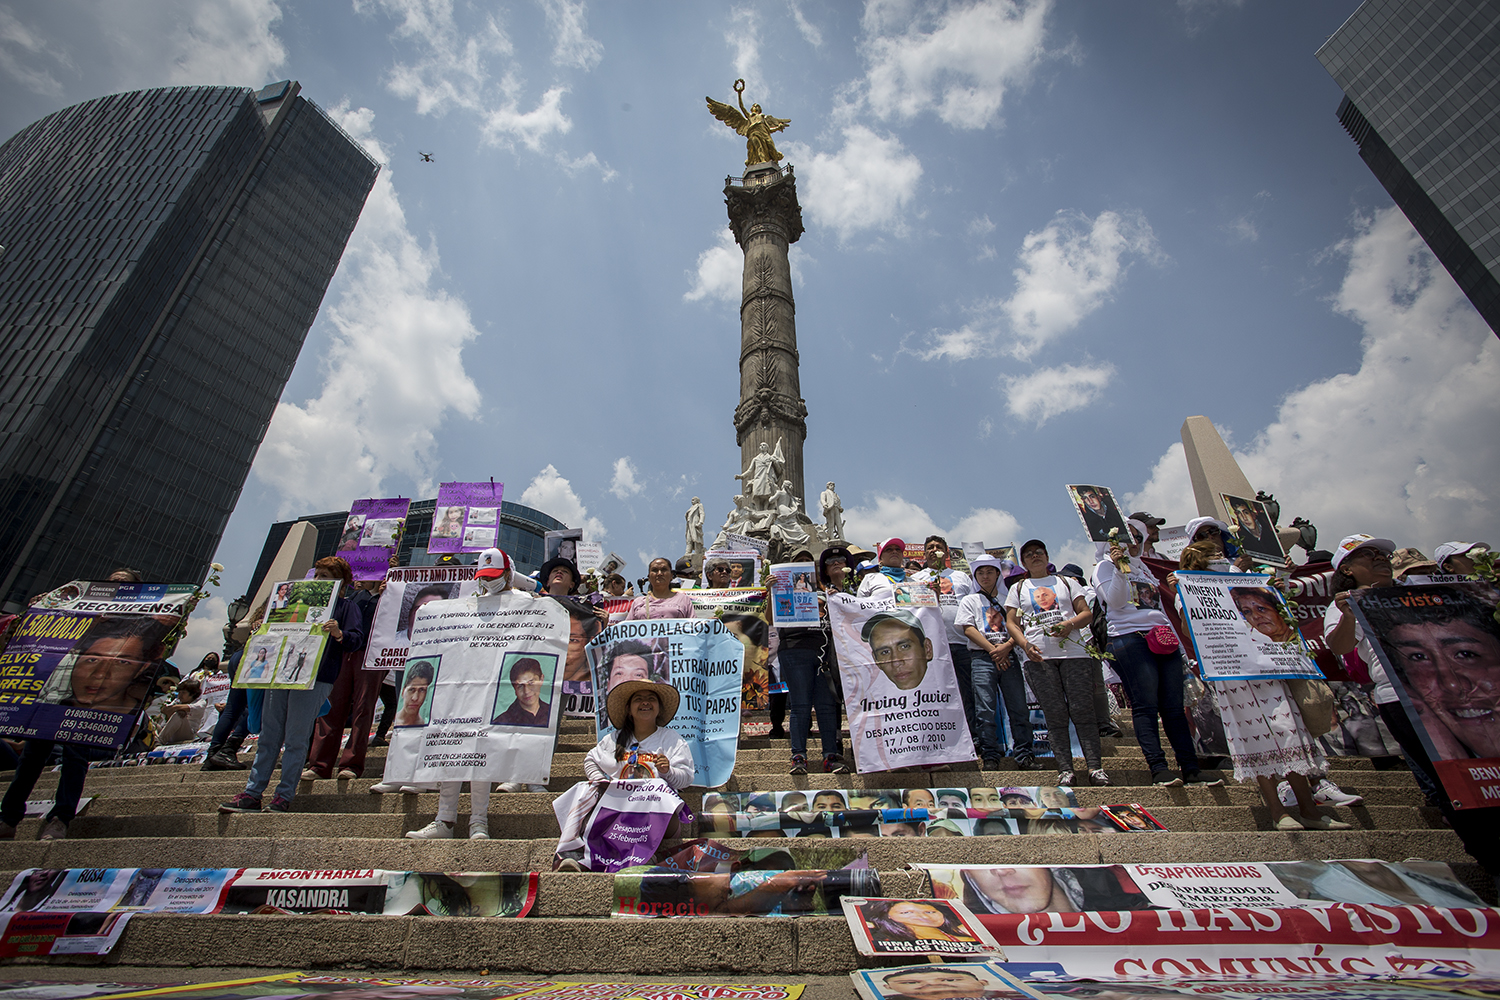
[1331, 534, 1395, 570]
[1184, 517, 1232, 545]
[1433, 541, 1487, 569]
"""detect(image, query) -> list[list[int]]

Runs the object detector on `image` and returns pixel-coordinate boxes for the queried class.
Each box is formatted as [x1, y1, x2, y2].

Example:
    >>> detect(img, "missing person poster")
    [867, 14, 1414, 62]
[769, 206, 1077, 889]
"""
[841, 896, 1005, 958]
[687, 586, 782, 703]
[429, 480, 504, 553]
[1222, 493, 1286, 566]
[381, 589, 568, 786]
[361, 566, 479, 672]
[236, 579, 341, 690]
[336, 497, 410, 581]
[544, 528, 583, 566]
[0, 581, 189, 748]
[584, 617, 745, 787]
[1068, 484, 1130, 542]
[826, 593, 977, 773]
[768, 562, 819, 627]
[1352, 581, 1500, 810]
[850, 963, 1044, 1000]
[701, 550, 760, 588]
[1174, 571, 1323, 681]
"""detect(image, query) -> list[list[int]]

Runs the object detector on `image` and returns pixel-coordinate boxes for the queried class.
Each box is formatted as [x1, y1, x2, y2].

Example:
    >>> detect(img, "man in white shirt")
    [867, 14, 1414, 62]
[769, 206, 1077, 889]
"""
[911, 535, 977, 750]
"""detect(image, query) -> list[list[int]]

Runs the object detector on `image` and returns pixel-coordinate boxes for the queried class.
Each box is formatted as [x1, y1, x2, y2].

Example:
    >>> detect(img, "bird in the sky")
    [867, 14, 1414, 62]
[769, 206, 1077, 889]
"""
[419, 151, 433, 162]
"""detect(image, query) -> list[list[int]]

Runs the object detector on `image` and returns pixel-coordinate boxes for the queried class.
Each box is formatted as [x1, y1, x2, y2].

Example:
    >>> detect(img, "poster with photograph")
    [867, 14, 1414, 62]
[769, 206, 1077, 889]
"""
[1101, 804, 1167, 831]
[336, 497, 410, 581]
[380, 588, 568, 785]
[428, 480, 504, 554]
[236, 579, 340, 690]
[557, 596, 607, 720]
[826, 593, 977, 773]
[1067, 484, 1130, 542]
[361, 566, 479, 672]
[0, 581, 191, 748]
[0, 910, 133, 958]
[1352, 581, 1500, 810]
[613, 864, 881, 918]
[583, 616, 746, 787]
[596, 552, 628, 579]
[768, 562, 819, 627]
[701, 550, 760, 588]
[1173, 571, 1323, 681]
[841, 896, 1005, 958]
[1221, 493, 1287, 566]
[850, 963, 1044, 1000]
[718, 531, 769, 559]
[987, 544, 1019, 565]
[687, 587, 783, 702]
[544, 528, 583, 566]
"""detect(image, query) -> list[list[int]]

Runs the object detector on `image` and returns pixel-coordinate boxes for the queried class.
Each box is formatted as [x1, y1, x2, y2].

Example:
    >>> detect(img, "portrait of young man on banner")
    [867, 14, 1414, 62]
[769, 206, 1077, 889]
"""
[851, 963, 1043, 1000]
[1352, 581, 1500, 809]
[1066, 484, 1129, 542]
[393, 657, 438, 727]
[1221, 493, 1285, 565]
[362, 566, 479, 672]
[491, 653, 557, 729]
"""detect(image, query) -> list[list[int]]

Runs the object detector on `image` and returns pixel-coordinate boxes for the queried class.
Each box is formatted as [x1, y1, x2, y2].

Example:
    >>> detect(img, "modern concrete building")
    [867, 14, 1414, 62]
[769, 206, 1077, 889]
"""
[0, 81, 379, 609]
[1318, 0, 1500, 334]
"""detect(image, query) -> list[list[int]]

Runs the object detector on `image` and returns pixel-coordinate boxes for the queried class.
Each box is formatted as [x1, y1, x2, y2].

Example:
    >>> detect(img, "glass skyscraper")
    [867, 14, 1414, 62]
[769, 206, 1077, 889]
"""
[0, 81, 378, 610]
[1318, 0, 1500, 334]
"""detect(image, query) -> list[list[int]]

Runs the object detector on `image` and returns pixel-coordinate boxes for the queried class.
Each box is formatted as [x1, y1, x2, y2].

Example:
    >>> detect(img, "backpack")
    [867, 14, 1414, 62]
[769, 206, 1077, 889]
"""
[1088, 594, 1109, 656]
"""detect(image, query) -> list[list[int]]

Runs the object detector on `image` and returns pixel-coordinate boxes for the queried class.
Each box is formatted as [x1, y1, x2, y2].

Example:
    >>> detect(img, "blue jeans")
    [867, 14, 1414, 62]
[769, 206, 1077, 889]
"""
[781, 648, 842, 758]
[246, 681, 333, 803]
[1, 739, 113, 826]
[949, 643, 978, 744]
[209, 685, 250, 746]
[971, 649, 1033, 760]
[1108, 632, 1199, 774]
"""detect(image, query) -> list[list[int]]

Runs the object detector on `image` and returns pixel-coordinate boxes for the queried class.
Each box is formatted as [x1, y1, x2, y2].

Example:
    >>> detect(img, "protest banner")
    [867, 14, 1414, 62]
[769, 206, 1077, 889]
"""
[987, 544, 1020, 564]
[1222, 493, 1286, 566]
[575, 540, 605, 574]
[236, 579, 341, 690]
[0, 582, 191, 748]
[850, 962, 1046, 1000]
[583, 616, 745, 786]
[597, 552, 628, 579]
[718, 531, 769, 559]
[1352, 581, 1500, 810]
[1156, 526, 1190, 562]
[1068, 484, 1130, 542]
[842, 896, 1005, 958]
[336, 498, 410, 581]
[1100, 804, 1167, 831]
[544, 528, 583, 566]
[102, 976, 804, 1000]
[826, 592, 976, 772]
[361, 566, 479, 672]
[0, 910, 133, 958]
[702, 550, 760, 588]
[613, 862, 881, 917]
[962, 541, 990, 566]
[381, 589, 568, 785]
[552, 777, 693, 874]
[685, 585, 783, 701]
[0, 982, 181, 1000]
[768, 561, 819, 627]
[697, 791, 1129, 838]
[429, 480, 504, 553]
[1173, 571, 1324, 681]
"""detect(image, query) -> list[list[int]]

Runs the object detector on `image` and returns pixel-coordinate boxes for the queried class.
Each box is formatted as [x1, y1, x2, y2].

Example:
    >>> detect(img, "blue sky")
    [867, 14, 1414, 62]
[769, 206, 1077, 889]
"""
[2, 0, 1496, 666]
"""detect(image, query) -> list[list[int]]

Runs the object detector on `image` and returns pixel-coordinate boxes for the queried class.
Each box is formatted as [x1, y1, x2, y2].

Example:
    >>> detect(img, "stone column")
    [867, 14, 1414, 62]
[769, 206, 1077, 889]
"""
[726, 164, 807, 506]
[1181, 415, 1256, 521]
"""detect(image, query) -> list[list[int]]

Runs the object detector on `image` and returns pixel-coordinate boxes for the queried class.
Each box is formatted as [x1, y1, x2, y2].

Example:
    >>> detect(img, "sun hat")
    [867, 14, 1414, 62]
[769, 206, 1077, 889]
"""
[1183, 517, 1232, 544]
[1390, 547, 1438, 579]
[968, 556, 1006, 577]
[1331, 534, 1396, 570]
[605, 678, 680, 731]
[538, 556, 581, 592]
[1434, 541, 1487, 570]
[860, 608, 927, 644]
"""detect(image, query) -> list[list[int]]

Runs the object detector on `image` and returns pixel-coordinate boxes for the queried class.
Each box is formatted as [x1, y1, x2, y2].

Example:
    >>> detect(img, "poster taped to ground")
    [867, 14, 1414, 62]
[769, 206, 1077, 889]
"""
[768, 562, 819, 627]
[583, 617, 745, 787]
[1174, 571, 1323, 681]
[851, 962, 1045, 1000]
[381, 589, 567, 785]
[96, 976, 804, 1000]
[1222, 493, 1287, 566]
[1352, 581, 1500, 811]
[429, 481, 504, 554]
[842, 896, 1005, 958]
[613, 862, 881, 917]
[0, 911, 132, 957]
[826, 592, 976, 772]
[336, 497, 410, 581]
[236, 579, 340, 690]
[0, 581, 189, 748]
[361, 566, 479, 672]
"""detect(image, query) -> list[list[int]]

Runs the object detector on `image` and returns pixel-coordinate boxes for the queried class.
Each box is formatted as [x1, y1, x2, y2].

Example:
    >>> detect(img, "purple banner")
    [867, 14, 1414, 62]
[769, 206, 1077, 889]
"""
[581, 779, 693, 874]
[428, 481, 504, 554]
[337, 498, 411, 581]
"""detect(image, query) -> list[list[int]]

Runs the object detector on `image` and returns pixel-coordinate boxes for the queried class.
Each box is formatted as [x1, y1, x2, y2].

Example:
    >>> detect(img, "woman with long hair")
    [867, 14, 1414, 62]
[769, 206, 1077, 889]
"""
[863, 899, 979, 943]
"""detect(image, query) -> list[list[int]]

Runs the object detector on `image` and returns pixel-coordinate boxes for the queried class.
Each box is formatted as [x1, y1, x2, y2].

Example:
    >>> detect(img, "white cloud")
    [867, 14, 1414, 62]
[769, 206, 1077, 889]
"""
[1122, 441, 1199, 527]
[1223, 215, 1258, 243]
[610, 457, 643, 499]
[481, 83, 573, 152]
[843, 494, 1022, 550]
[861, 0, 1055, 130]
[787, 0, 823, 47]
[684, 229, 742, 303]
[253, 106, 482, 512]
[967, 214, 996, 237]
[161, 0, 286, 86]
[170, 593, 228, 672]
[0, 8, 70, 96]
[727, 7, 763, 94]
[541, 0, 602, 70]
[1126, 207, 1500, 553]
[787, 125, 923, 241]
[521, 465, 606, 540]
[1000, 361, 1114, 424]
[556, 150, 616, 180]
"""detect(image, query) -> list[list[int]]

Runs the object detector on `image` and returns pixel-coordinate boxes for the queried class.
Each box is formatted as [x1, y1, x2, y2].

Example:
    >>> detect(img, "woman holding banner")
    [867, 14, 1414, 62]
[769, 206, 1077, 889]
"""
[1178, 518, 1345, 831]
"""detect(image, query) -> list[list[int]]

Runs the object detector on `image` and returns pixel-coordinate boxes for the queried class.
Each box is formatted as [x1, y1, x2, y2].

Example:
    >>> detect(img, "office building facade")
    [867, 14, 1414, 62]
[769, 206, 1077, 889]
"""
[1317, 0, 1500, 334]
[0, 81, 379, 609]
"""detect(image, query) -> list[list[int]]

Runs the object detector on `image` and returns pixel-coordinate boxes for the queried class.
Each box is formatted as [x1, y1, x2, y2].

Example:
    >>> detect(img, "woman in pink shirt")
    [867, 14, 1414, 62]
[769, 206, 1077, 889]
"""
[626, 558, 694, 620]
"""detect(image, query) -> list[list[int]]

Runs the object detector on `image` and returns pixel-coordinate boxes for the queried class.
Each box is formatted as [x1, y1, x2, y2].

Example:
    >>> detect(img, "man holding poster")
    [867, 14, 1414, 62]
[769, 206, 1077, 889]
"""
[827, 596, 976, 773]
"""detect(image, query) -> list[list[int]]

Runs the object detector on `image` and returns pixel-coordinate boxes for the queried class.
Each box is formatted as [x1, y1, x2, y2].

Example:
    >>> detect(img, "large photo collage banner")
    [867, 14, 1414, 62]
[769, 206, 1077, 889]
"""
[237, 579, 341, 690]
[335, 497, 410, 581]
[0, 582, 191, 748]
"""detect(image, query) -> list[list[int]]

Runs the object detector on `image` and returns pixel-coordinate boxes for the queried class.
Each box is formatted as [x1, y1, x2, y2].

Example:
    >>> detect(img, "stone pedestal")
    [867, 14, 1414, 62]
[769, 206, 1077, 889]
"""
[726, 164, 807, 508]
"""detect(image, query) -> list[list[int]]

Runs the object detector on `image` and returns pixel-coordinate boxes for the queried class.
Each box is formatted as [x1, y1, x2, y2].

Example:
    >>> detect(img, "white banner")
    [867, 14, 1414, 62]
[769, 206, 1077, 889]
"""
[1175, 571, 1324, 681]
[361, 566, 479, 671]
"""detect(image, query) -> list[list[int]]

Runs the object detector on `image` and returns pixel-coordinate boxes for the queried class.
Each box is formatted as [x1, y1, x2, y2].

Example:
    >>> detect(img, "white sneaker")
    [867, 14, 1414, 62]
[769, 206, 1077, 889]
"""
[495, 782, 524, 793]
[404, 819, 454, 839]
[1277, 780, 1295, 808]
[526, 783, 548, 793]
[469, 817, 489, 840]
[1314, 778, 1364, 807]
[369, 781, 402, 794]
[399, 783, 437, 794]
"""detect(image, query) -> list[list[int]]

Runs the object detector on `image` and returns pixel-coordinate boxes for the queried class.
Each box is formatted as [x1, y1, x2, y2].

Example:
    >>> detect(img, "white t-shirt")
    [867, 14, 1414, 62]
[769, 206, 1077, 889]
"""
[910, 568, 974, 646]
[1091, 557, 1172, 636]
[857, 571, 899, 598]
[1323, 599, 1397, 705]
[584, 727, 695, 789]
[1004, 575, 1086, 659]
[955, 589, 1009, 651]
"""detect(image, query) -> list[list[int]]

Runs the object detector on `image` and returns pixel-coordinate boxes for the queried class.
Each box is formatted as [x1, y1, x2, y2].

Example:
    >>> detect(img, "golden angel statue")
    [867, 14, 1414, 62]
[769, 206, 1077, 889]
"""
[706, 80, 790, 167]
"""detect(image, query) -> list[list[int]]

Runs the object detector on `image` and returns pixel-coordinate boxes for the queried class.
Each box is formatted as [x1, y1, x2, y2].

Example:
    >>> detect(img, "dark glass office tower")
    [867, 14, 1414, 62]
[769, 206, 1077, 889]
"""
[0, 81, 379, 609]
[1317, 0, 1500, 335]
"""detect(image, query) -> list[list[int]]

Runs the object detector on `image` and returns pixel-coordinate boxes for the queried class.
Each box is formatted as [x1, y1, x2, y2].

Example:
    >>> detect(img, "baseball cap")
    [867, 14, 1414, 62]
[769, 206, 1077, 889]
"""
[1434, 541, 1487, 570]
[1184, 517, 1231, 544]
[474, 548, 512, 579]
[1129, 511, 1166, 527]
[1331, 534, 1396, 570]
[877, 537, 905, 555]
[860, 608, 927, 643]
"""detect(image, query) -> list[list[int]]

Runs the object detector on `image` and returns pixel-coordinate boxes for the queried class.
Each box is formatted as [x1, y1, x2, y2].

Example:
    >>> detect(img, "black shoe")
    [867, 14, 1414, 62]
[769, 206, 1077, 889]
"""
[1013, 755, 1041, 771]
[982, 758, 1003, 771]
[369, 736, 388, 747]
[1152, 770, 1185, 787]
[1099, 725, 1123, 738]
[768, 727, 788, 740]
[1183, 770, 1225, 787]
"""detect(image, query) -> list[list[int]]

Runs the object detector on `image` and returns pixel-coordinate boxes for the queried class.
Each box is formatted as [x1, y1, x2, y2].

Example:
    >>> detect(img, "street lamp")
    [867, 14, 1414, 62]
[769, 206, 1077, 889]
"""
[222, 593, 250, 659]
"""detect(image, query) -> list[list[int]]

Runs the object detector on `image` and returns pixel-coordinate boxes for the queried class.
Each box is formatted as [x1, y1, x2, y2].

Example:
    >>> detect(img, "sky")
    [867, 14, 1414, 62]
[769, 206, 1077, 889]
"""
[2, 0, 1496, 667]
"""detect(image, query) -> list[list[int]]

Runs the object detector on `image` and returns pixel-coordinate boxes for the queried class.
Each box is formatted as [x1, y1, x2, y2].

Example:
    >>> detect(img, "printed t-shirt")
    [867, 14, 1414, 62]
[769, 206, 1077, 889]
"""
[955, 589, 1009, 651]
[1004, 575, 1083, 659]
[911, 567, 974, 646]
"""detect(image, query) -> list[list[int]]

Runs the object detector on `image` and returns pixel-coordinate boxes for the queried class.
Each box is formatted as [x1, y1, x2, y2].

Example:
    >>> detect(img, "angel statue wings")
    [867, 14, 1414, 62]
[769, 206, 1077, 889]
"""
[706, 80, 790, 168]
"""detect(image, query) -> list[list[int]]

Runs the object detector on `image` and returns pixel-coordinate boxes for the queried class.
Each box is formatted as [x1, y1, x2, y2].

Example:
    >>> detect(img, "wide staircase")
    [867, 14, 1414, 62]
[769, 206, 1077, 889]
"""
[0, 716, 1487, 989]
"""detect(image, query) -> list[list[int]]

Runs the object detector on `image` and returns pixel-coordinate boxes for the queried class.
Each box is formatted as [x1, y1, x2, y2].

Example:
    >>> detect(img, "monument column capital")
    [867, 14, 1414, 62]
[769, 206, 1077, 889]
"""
[724, 168, 805, 248]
